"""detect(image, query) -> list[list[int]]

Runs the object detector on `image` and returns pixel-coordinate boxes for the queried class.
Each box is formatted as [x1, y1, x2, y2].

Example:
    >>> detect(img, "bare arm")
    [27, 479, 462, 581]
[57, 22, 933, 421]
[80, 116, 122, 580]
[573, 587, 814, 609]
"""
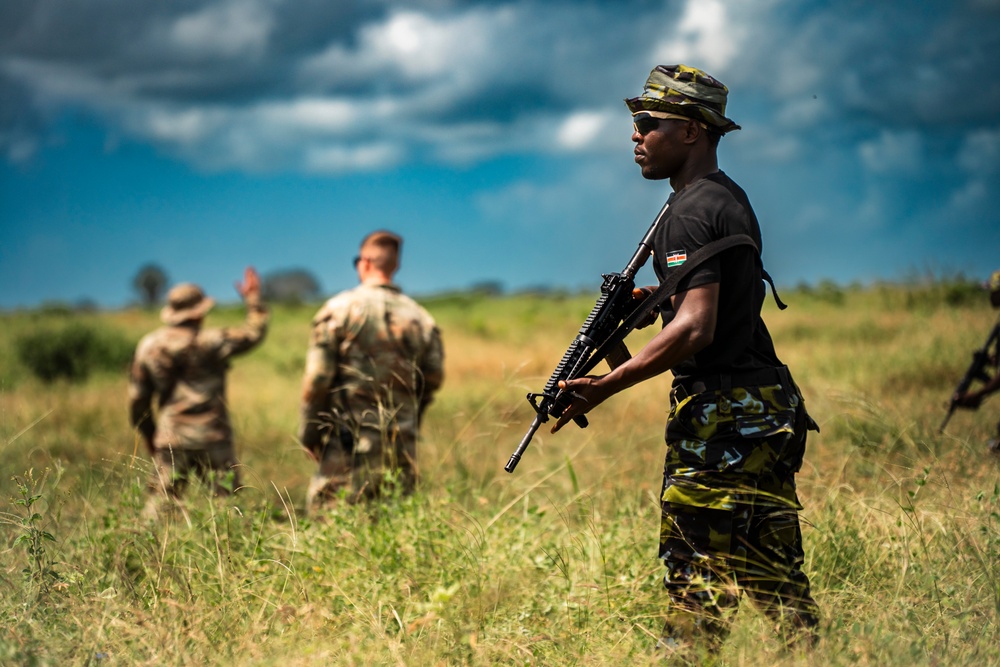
[954, 369, 1000, 407]
[552, 281, 719, 432]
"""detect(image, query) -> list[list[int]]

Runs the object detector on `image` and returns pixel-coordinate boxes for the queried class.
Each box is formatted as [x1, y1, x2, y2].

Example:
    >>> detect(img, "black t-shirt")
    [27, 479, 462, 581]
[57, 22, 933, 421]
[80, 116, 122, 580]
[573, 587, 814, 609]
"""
[651, 171, 782, 380]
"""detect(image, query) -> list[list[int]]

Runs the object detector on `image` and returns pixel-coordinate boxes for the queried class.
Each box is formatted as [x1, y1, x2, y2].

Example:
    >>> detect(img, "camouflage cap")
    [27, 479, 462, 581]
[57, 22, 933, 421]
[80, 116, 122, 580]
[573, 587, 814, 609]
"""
[160, 283, 214, 325]
[988, 269, 1000, 295]
[625, 64, 740, 134]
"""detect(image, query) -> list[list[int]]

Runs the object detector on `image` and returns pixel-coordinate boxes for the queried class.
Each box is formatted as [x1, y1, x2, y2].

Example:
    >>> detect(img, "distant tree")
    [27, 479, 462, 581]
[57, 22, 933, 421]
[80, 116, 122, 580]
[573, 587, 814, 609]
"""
[469, 280, 505, 297]
[133, 264, 169, 307]
[261, 268, 322, 304]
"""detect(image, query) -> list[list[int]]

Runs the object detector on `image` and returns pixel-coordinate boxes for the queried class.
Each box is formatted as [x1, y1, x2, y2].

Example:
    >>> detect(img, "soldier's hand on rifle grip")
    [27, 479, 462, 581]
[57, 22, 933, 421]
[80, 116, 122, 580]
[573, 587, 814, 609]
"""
[552, 378, 608, 433]
[632, 287, 659, 329]
[953, 390, 983, 409]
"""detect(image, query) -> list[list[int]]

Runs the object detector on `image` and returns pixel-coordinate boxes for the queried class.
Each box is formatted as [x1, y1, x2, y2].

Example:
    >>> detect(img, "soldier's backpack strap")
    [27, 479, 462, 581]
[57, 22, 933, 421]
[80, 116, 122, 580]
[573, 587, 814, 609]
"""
[585, 233, 783, 375]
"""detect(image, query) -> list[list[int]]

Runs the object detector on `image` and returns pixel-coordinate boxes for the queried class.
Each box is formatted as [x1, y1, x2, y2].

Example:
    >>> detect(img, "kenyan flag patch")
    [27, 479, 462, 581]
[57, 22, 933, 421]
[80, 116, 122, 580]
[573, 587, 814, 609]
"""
[666, 249, 687, 267]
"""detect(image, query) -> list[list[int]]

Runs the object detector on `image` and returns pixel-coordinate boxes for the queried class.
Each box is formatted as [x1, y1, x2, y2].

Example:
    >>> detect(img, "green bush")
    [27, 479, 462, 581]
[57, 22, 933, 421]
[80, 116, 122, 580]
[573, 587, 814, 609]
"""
[16, 322, 134, 383]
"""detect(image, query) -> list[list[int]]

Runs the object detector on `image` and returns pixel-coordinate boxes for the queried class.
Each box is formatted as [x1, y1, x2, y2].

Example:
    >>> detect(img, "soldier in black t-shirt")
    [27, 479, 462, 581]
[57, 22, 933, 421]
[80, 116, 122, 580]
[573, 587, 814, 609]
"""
[554, 65, 820, 657]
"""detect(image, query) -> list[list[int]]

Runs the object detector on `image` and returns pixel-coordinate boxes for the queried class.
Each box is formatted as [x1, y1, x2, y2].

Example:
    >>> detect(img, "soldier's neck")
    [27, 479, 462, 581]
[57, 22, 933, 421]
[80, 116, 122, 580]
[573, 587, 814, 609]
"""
[361, 274, 394, 287]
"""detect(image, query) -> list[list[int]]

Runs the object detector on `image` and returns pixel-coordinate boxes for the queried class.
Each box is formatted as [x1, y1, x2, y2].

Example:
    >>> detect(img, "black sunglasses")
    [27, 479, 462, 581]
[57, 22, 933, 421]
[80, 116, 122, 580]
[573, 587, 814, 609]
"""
[632, 114, 662, 136]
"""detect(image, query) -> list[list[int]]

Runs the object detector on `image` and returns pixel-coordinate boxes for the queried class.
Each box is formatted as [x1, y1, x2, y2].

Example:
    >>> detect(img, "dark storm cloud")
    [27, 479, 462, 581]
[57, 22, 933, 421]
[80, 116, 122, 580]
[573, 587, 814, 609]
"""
[0, 0, 387, 103]
[0, 0, 666, 167]
[728, 0, 1000, 130]
[1, 0, 998, 308]
[0, 0, 997, 173]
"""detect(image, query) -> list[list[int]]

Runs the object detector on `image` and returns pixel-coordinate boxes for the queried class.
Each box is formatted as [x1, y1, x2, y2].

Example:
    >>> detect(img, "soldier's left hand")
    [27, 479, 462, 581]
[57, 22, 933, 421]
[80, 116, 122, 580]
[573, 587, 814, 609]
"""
[953, 391, 983, 409]
[551, 376, 611, 433]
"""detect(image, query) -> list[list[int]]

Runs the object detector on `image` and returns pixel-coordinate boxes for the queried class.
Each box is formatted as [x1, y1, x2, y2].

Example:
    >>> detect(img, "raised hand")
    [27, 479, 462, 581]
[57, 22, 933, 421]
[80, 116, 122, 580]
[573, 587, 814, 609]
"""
[236, 266, 261, 302]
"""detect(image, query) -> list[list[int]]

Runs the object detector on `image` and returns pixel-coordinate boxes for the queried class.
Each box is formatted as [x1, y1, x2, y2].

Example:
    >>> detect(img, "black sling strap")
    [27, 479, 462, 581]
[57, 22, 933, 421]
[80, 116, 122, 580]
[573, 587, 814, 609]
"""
[584, 233, 785, 375]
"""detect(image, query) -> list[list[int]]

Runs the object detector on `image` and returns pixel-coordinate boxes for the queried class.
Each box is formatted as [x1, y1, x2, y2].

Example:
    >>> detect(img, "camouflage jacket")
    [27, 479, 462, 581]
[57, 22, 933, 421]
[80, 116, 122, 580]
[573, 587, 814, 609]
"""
[128, 302, 269, 450]
[298, 283, 444, 452]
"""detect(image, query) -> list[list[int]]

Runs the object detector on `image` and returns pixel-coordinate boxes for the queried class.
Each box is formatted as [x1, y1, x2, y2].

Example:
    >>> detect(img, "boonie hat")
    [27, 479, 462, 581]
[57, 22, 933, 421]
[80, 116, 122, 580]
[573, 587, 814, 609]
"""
[160, 283, 215, 325]
[625, 64, 741, 134]
[988, 269, 1000, 296]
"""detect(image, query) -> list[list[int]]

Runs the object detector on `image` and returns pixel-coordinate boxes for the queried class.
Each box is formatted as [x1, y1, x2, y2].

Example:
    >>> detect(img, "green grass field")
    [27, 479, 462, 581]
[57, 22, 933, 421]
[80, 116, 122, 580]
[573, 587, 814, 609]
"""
[2, 281, 999, 665]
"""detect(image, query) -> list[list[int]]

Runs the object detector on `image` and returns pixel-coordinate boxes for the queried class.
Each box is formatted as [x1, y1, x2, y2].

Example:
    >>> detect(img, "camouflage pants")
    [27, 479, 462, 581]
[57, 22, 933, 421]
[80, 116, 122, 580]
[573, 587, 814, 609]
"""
[658, 381, 820, 651]
[143, 442, 241, 520]
[307, 426, 417, 512]
[148, 442, 241, 498]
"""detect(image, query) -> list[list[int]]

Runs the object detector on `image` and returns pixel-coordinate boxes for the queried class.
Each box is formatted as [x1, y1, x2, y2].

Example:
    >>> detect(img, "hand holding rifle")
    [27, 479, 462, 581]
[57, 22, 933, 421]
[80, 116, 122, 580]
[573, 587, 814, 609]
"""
[940, 321, 1000, 432]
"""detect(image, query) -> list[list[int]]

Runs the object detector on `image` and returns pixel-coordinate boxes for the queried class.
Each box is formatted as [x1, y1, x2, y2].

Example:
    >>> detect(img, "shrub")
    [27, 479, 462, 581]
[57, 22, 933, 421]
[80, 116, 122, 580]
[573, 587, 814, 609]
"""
[16, 322, 134, 383]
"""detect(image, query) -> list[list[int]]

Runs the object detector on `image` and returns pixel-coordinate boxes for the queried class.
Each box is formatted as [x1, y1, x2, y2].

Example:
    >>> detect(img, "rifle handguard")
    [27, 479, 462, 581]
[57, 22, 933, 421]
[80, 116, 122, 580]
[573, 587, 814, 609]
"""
[504, 203, 668, 473]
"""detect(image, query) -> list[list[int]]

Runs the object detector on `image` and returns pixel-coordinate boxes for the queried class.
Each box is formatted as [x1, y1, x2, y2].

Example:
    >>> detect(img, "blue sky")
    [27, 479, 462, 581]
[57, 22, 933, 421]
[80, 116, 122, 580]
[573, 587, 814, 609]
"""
[2, 0, 998, 310]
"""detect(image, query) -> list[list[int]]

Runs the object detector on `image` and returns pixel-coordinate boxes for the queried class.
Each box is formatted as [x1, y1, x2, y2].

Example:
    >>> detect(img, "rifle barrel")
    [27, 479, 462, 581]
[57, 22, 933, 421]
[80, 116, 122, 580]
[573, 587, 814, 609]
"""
[938, 408, 954, 434]
[506, 414, 544, 473]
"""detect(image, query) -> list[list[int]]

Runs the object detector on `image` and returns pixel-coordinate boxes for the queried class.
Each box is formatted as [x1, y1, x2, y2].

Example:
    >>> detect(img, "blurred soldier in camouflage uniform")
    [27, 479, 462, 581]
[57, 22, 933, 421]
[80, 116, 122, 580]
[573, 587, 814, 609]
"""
[554, 65, 820, 655]
[298, 230, 444, 511]
[952, 269, 1000, 452]
[129, 267, 269, 518]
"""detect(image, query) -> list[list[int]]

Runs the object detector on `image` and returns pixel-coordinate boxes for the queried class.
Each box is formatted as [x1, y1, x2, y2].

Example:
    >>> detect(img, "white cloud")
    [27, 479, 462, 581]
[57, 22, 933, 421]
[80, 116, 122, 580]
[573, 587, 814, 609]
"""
[555, 111, 615, 151]
[305, 143, 400, 173]
[946, 127, 1000, 212]
[948, 179, 988, 210]
[776, 96, 831, 129]
[858, 130, 923, 175]
[650, 0, 740, 72]
[140, 107, 225, 144]
[3, 58, 109, 106]
[785, 202, 830, 233]
[1, 133, 37, 163]
[255, 97, 360, 134]
[299, 8, 507, 87]
[957, 127, 1000, 173]
[167, 1, 274, 59]
[754, 134, 802, 163]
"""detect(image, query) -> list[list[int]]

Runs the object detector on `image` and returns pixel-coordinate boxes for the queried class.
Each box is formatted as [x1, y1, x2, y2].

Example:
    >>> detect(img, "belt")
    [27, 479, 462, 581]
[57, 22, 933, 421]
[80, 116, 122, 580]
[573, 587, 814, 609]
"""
[673, 365, 791, 398]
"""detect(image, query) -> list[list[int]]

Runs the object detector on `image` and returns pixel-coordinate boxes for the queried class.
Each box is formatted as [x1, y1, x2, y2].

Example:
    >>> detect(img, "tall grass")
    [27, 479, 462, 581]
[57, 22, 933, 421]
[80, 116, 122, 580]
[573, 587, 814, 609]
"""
[1, 282, 999, 665]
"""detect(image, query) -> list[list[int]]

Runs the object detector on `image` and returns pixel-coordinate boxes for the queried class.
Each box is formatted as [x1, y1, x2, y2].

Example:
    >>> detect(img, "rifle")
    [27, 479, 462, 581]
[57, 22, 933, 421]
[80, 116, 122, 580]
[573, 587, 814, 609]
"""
[940, 320, 1000, 432]
[504, 203, 669, 473]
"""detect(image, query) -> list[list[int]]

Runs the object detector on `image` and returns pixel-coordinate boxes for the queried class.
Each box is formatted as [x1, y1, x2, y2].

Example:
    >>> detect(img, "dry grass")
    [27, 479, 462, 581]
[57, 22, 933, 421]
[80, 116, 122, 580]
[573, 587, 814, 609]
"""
[2, 283, 999, 665]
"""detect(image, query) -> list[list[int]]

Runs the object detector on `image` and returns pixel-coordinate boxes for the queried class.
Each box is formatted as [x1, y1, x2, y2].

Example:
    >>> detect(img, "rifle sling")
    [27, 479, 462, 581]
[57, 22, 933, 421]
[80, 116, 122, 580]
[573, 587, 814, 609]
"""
[584, 233, 783, 377]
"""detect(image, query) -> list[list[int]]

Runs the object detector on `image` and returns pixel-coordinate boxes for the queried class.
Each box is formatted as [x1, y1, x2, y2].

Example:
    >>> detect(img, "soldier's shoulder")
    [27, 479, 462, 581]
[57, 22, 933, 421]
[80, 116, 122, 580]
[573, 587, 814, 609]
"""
[394, 292, 438, 327]
[135, 326, 196, 362]
[311, 287, 362, 324]
[135, 326, 173, 353]
[197, 326, 229, 347]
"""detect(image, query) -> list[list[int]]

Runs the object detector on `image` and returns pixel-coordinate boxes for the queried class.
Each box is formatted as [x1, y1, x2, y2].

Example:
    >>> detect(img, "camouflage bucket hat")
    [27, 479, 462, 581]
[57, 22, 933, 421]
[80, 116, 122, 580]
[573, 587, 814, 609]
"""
[161, 283, 215, 325]
[988, 269, 1000, 296]
[625, 64, 740, 134]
